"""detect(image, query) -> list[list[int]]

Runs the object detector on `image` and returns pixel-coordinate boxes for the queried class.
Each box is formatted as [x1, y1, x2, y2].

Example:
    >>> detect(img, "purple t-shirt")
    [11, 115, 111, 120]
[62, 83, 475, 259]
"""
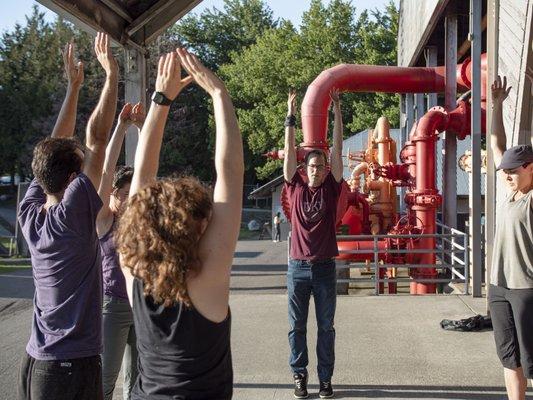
[285, 171, 342, 260]
[18, 173, 103, 360]
[99, 220, 128, 300]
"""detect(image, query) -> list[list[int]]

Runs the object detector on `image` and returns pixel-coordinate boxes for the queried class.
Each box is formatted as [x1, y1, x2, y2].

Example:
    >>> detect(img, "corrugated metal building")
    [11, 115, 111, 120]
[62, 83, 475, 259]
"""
[397, 0, 532, 296]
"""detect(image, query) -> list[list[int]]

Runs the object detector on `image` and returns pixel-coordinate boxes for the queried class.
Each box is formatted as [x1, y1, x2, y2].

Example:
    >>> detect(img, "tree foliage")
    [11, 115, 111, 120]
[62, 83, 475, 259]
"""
[0, 1, 399, 184]
[220, 0, 399, 179]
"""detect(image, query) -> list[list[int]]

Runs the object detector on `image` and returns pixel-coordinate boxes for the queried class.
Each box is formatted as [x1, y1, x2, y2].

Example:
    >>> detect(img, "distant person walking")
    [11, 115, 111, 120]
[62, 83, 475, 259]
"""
[274, 212, 282, 242]
[489, 75, 533, 400]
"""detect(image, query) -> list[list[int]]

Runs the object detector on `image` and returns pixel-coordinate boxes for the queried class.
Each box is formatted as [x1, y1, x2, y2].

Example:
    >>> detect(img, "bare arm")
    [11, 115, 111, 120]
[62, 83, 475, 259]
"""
[490, 75, 511, 168]
[96, 103, 145, 235]
[83, 32, 119, 190]
[129, 54, 192, 197]
[177, 48, 243, 321]
[51, 42, 84, 138]
[283, 89, 297, 181]
[526, 68, 533, 145]
[330, 89, 343, 182]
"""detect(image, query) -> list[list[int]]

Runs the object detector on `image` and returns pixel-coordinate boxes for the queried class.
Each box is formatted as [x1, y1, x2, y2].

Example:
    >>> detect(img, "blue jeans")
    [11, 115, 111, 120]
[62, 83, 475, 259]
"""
[287, 258, 336, 382]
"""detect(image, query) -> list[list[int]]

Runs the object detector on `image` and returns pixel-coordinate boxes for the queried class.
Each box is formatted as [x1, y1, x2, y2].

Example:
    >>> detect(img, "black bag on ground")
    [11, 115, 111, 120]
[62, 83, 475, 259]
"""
[440, 314, 492, 331]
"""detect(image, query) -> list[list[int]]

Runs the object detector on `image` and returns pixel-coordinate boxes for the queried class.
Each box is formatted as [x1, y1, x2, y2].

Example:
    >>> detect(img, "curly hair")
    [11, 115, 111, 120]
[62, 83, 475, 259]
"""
[116, 176, 213, 307]
[32, 137, 84, 194]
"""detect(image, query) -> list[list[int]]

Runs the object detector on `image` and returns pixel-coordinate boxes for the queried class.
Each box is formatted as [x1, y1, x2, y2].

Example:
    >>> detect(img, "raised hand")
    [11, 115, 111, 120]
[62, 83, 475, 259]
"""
[130, 102, 145, 129]
[491, 75, 511, 105]
[62, 41, 83, 89]
[118, 103, 133, 126]
[117, 102, 145, 129]
[330, 88, 340, 104]
[155, 52, 193, 101]
[287, 88, 297, 116]
[175, 48, 224, 96]
[94, 32, 118, 77]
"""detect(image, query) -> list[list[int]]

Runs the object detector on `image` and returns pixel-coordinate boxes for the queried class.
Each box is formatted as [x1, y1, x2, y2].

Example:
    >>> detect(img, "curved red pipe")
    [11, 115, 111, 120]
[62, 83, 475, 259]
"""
[301, 55, 485, 148]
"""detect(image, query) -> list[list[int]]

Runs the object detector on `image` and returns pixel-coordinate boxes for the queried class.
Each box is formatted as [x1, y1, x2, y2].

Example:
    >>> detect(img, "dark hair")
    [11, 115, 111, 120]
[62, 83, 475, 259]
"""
[113, 166, 134, 190]
[117, 176, 213, 307]
[276, 212, 281, 217]
[305, 149, 327, 165]
[31, 137, 83, 194]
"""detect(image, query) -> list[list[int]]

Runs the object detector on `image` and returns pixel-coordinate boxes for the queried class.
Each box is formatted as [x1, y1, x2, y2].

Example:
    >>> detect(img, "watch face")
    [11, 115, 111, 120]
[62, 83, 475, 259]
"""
[153, 92, 164, 104]
[152, 92, 171, 105]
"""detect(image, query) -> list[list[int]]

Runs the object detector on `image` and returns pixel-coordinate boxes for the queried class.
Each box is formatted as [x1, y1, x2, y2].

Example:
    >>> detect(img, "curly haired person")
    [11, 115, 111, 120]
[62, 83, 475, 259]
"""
[116, 48, 243, 399]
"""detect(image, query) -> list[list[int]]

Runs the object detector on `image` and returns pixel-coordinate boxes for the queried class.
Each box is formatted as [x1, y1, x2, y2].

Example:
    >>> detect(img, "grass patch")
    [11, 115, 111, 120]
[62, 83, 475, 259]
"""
[0, 264, 31, 275]
[0, 237, 16, 254]
[239, 228, 261, 240]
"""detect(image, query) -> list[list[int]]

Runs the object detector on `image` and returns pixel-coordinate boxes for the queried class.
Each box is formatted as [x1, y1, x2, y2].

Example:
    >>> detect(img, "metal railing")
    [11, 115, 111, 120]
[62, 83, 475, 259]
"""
[335, 224, 469, 295]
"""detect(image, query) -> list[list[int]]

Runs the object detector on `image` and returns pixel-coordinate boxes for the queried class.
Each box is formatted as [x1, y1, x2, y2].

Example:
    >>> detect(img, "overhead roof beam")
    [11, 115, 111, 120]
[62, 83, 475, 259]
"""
[36, 0, 127, 45]
[100, 0, 133, 23]
[126, 0, 176, 36]
[131, 0, 203, 45]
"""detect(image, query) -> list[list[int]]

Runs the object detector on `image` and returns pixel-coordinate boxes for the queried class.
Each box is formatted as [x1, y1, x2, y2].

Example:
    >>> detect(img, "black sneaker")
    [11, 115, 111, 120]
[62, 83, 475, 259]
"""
[319, 381, 334, 398]
[293, 373, 309, 399]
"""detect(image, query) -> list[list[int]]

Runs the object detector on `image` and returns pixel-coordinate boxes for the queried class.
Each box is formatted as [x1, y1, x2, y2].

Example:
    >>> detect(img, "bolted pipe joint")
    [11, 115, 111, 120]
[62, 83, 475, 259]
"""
[414, 194, 442, 207]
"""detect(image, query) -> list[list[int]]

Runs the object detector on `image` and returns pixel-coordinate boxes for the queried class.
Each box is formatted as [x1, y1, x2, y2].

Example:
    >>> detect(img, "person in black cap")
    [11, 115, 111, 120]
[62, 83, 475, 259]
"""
[489, 75, 533, 399]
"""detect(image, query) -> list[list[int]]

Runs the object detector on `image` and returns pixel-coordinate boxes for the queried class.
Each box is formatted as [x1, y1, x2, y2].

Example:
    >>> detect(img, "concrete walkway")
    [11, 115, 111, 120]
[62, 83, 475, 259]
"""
[0, 240, 530, 399]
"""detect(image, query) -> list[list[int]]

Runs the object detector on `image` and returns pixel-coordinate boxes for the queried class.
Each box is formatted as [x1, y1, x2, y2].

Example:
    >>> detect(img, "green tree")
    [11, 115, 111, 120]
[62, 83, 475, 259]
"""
[148, 0, 278, 181]
[0, 7, 123, 180]
[221, 0, 399, 179]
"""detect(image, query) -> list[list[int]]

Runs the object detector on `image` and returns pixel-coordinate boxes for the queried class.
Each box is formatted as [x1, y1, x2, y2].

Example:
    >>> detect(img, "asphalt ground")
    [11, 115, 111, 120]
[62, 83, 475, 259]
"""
[0, 240, 530, 399]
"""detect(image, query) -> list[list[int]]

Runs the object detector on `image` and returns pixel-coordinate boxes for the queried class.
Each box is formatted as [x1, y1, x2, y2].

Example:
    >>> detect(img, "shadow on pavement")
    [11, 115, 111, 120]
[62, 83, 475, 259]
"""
[234, 251, 263, 258]
[233, 383, 519, 399]
[232, 264, 287, 272]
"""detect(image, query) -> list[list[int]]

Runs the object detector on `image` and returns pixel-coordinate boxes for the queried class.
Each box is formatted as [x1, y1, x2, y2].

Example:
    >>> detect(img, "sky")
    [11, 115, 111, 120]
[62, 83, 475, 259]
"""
[0, 0, 398, 33]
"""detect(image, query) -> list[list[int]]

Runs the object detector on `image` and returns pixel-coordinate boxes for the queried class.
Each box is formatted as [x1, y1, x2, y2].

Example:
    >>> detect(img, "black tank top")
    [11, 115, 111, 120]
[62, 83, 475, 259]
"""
[131, 278, 233, 400]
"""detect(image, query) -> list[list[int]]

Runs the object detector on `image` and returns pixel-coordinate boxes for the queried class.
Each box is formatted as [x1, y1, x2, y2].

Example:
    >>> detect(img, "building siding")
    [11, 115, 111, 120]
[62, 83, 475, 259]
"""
[398, 0, 448, 66]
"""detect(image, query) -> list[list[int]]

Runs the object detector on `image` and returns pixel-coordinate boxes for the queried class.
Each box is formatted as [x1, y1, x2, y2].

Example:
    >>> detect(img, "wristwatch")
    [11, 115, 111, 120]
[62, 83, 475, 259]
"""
[151, 91, 173, 106]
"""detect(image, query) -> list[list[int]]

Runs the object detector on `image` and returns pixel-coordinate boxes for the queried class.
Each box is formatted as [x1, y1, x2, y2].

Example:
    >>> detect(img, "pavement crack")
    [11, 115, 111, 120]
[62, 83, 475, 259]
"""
[457, 295, 480, 315]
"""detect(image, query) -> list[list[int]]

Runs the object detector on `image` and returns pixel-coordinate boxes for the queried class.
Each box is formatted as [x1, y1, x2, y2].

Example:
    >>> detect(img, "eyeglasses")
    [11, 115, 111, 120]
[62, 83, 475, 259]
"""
[307, 164, 325, 171]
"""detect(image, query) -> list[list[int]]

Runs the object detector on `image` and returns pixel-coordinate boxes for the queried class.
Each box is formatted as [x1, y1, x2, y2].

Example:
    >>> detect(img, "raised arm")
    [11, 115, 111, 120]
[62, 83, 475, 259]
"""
[490, 75, 511, 168]
[329, 89, 343, 182]
[129, 53, 192, 197]
[51, 42, 84, 138]
[96, 102, 144, 234]
[83, 32, 119, 190]
[177, 48, 243, 316]
[526, 67, 533, 144]
[283, 89, 298, 181]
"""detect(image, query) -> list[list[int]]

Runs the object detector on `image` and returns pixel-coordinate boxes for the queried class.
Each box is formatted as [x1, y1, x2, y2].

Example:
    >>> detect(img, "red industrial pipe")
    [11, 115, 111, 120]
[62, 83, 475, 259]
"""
[337, 240, 387, 262]
[295, 55, 487, 295]
[300, 58, 483, 149]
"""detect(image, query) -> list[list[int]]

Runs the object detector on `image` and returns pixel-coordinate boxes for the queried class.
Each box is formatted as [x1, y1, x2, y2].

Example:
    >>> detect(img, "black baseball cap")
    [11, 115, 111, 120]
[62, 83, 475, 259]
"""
[497, 145, 533, 170]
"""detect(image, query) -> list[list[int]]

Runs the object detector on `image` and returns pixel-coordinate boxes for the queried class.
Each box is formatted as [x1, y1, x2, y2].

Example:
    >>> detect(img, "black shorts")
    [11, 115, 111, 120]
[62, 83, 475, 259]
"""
[488, 284, 533, 378]
[18, 353, 103, 400]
